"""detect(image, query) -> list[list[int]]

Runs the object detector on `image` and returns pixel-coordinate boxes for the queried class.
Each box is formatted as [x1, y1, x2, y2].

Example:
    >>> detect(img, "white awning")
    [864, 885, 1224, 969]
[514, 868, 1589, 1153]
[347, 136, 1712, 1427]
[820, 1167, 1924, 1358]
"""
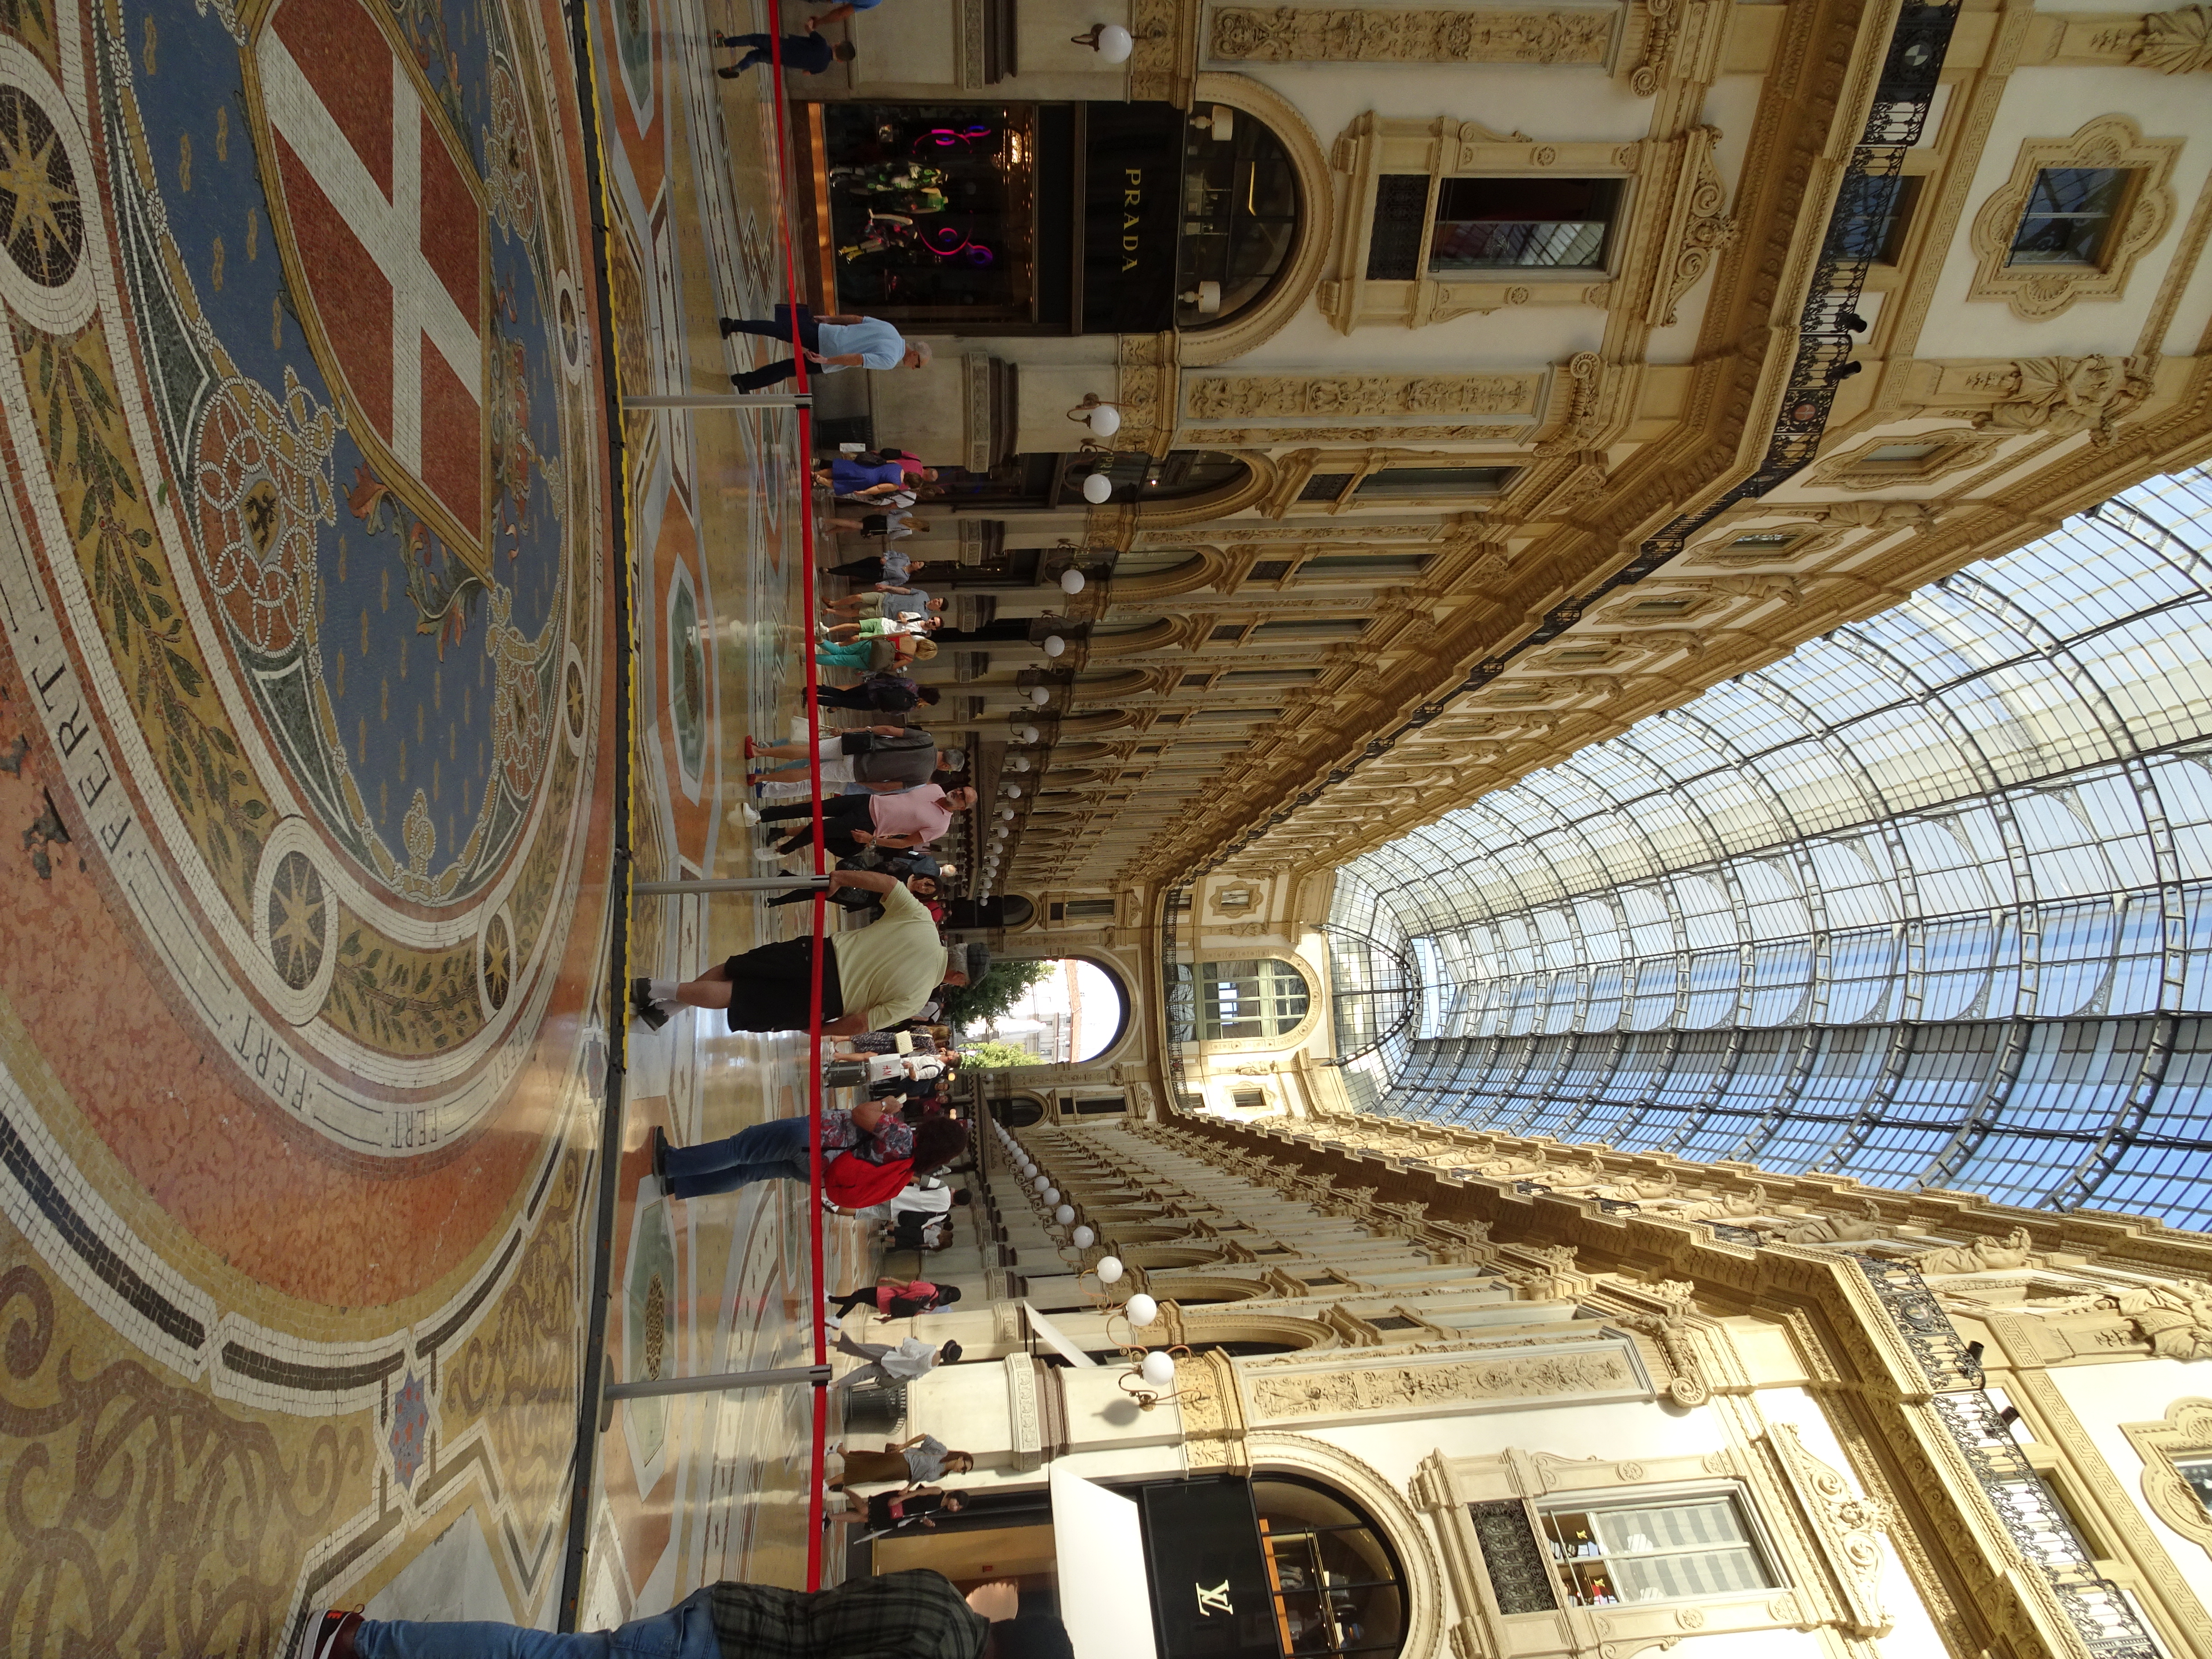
[1050, 1466, 1159, 1659]
[1022, 1301, 1100, 1368]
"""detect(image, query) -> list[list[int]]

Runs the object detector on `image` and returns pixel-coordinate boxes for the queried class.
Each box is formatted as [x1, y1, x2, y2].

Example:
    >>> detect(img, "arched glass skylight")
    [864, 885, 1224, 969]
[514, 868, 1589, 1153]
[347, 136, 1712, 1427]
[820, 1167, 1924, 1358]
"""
[1328, 466, 2212, 1227]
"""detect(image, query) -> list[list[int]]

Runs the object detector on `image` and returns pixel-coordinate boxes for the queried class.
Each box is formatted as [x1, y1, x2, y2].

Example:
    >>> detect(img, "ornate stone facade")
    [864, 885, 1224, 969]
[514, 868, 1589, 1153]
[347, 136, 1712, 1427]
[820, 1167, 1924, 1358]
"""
[1207, 5, 1617, 63]
[1184, 371, 1546, 423]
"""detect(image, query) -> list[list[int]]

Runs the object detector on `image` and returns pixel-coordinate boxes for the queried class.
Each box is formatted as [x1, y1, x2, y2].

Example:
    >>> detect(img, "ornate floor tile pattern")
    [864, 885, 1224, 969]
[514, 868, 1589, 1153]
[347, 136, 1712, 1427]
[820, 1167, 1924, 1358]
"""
[0, 0, 834, 1643]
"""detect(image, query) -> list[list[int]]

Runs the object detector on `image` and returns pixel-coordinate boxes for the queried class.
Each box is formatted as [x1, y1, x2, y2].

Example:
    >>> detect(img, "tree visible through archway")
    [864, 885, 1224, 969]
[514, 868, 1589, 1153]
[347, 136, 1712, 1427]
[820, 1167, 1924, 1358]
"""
[962, 959, 1123, 1063]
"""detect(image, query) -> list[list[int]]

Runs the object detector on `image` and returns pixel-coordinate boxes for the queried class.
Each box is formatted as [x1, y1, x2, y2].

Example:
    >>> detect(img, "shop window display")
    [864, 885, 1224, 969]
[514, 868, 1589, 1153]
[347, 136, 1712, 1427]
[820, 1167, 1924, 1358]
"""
[825, 104, 1054, 324]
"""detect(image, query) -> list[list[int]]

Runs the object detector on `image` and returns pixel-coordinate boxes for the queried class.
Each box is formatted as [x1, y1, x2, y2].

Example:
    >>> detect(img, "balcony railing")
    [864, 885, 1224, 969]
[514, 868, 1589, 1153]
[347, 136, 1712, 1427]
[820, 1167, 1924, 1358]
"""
[1853, 1256, 2162, 1659]
[1934, 1390, 2162, 1659]
[1185, 0, 1968, 878]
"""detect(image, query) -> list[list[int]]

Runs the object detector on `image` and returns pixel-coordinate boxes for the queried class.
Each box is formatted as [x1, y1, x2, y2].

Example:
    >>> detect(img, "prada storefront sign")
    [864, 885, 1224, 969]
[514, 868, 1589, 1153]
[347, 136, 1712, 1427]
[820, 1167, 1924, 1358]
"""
[1139, 1478, 1278, 1659]
[1083, 103, 1185, 335]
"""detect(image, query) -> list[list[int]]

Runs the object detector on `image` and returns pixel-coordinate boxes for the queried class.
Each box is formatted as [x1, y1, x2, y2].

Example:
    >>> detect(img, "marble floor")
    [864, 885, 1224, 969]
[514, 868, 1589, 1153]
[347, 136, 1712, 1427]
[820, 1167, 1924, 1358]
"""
[0, 0, 854, 1645]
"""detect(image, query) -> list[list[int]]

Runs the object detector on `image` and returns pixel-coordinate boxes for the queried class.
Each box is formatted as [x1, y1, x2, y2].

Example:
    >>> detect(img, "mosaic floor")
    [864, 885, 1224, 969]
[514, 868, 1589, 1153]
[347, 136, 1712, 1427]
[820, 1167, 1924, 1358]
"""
[0, 0, 848, 1644]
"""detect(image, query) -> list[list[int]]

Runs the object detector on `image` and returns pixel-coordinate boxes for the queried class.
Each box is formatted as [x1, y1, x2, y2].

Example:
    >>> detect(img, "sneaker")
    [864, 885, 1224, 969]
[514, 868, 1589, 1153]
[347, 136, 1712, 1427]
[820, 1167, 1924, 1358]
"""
[823, 1312, 842, 1331]
[295, 1610, 363, 1659]
[755, 847, 789, 863]
[739, 803, 762, 826]
[650, 1125, 670, 1181]
[629, 977, 669, 1032]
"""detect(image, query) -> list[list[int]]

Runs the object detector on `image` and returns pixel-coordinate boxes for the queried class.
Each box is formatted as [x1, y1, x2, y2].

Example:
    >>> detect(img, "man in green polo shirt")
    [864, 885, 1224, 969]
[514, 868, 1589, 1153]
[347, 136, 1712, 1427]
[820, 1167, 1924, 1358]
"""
[632, 870, 984, 1036]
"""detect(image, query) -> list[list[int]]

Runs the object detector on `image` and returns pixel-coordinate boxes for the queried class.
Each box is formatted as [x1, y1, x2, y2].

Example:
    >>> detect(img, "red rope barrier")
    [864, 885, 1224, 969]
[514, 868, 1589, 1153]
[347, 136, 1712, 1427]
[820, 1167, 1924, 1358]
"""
[756, 28, 831, 1590]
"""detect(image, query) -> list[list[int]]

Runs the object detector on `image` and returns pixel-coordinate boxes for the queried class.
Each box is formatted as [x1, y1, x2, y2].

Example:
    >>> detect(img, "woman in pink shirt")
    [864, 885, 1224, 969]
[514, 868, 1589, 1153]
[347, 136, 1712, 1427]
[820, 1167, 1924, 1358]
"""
[758, 783, 972, 859]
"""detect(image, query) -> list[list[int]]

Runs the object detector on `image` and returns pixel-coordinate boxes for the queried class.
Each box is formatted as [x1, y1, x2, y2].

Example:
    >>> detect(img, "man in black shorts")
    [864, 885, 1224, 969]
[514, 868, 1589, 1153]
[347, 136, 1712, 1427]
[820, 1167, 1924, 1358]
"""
[632, 871, 982, 1036]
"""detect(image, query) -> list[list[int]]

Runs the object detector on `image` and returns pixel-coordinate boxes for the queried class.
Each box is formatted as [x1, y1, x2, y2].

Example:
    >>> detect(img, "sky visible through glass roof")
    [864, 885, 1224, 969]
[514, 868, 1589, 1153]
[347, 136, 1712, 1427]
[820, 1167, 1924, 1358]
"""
[1330, 465, 2212, 1228]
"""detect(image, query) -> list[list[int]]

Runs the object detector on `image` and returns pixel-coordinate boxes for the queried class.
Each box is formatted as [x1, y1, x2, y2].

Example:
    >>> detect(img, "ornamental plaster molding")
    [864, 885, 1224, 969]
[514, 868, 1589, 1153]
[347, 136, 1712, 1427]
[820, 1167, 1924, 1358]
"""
[1184, 370, 1547, 424]
[1648, 126, 1736, 326]
[1245, 1345, 1644, 1420]
[2122, 1400, 2212, 1554]
[1807, 429, 2008, 492]
[2039, 6, 2212, 70]
[1966, 116, 2183, 321]
[1206, 4, 1619, 63]
[2133, 4, 2212, 70]
[1761, 1422, 1891, 1636]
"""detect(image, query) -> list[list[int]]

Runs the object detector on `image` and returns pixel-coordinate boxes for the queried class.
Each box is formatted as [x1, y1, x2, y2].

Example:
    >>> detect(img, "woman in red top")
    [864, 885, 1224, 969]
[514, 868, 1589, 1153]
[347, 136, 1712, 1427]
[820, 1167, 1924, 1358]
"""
[828, 1279, 964, 1321]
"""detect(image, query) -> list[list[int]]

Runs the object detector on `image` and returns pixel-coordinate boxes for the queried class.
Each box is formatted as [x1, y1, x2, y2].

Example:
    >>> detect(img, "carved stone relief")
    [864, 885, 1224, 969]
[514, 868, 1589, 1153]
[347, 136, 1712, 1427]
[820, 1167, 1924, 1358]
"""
[2120, 1398, 2212, 1558]
[2133, 5, 2212, 70]
[1907, 1229, 2040, 1277]
[1115, 333, 1181, 456]
[1185, 372, 1546, 422]
[2114, 1282, 2212, 1359]
[1190, 426, 1528, 445]
[1966, 116, 2183, 320]
[1250, 1348, 1638, 1419]
[1762, 1424, 1891, 1637]
[1974, 356, 2155, 445]
[1208, 4, 1617, 62]
[2049, 6, 2212, 71]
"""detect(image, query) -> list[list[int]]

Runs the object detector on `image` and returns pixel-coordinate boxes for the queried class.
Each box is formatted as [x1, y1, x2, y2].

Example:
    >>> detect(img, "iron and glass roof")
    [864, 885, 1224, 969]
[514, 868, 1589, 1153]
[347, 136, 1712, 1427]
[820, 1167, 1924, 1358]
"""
[1329, 466, 2212, 1227]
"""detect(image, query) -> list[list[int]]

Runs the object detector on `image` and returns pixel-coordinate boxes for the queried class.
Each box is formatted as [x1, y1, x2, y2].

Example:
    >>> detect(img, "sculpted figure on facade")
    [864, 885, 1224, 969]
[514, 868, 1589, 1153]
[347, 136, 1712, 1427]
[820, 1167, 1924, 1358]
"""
[1466, 1151, 1547, 1176]
[2116, 1282, 2212, 1359]
[1972, 355, 2155, 444]
[1656, 1182, 1768, 1221]
[1909, 1228, 2038, 1276]
[2131, 4, 2212, 70]
[1754, 1203, 1889, 1244]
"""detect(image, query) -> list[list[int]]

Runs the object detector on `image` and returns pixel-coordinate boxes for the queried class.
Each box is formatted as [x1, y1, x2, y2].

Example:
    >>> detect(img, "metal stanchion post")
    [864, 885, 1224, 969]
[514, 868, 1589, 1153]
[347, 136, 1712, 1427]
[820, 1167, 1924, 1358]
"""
[597, 1359, 834, 1430]
[623, 393, 814, 409]
[630, 875, 832, 896]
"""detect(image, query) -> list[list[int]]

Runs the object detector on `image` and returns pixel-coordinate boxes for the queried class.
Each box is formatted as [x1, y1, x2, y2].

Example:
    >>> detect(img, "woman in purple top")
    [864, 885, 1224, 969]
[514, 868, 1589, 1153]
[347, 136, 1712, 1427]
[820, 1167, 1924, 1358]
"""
[820, 456, 904, 496]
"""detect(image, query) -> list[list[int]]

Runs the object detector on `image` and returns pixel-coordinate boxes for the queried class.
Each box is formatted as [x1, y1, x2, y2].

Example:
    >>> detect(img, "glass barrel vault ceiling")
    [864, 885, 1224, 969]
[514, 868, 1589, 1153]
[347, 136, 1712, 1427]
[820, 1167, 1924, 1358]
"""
[1326, 466, 2212, 1228]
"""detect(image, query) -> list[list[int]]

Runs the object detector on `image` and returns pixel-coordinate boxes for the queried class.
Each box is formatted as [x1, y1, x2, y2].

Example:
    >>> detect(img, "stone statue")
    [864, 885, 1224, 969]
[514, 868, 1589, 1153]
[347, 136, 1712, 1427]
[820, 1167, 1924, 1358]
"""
[1468, 1153, 1546, 1176]
[1757, 1209, 1888, 1244]
[1909, 1228, 2037, 1276]
[1974, 355, 2154, 445]
[1592, 1173, 1684, 1202]
[2117, 1283, 2212, 1360]
[1662, 1182, 1768, 1221]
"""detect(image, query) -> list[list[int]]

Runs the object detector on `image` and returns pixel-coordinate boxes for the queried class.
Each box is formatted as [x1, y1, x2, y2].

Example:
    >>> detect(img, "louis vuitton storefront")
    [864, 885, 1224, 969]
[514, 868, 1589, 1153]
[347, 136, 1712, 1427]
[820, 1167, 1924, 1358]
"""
[863, 1470, 1406, 1659]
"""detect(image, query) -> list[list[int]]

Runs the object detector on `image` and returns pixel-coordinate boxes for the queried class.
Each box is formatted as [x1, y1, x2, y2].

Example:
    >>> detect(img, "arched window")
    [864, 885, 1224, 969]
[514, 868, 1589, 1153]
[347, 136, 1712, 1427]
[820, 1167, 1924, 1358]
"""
[1174, 958, 1312, 1041]
[1176, 112, 1301, 328]
[1059, 450, 1248, 507]
[1255, 1477, 1406, 1658]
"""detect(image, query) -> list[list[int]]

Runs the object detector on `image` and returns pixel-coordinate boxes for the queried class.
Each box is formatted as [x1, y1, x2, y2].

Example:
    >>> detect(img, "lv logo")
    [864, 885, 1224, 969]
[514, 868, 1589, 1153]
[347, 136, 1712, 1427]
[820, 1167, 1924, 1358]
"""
[1195, 1581, 1234, 1617]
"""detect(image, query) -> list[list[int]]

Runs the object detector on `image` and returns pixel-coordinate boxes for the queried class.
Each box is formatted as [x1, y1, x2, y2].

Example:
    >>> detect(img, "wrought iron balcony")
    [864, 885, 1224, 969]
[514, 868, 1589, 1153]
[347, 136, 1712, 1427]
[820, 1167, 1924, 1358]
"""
[1853, 1255, 1984, 1391]
[1933, 1390, 2162, 1659]
[1855, 1257, 2162, 1659]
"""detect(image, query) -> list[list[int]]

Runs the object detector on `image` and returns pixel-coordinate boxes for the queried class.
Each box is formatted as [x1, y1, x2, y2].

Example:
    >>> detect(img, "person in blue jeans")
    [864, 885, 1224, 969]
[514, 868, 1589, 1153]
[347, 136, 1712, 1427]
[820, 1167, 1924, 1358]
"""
[649, 1107, 968, 1200]
[716, 303, 929, 391]
[296, 1568, 1064, 1659]
[711, 25, 853, 77]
